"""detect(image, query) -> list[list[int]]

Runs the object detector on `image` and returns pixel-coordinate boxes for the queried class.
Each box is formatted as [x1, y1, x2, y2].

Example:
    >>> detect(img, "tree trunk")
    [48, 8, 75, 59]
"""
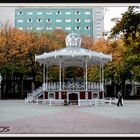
[121, 74, 126, 98]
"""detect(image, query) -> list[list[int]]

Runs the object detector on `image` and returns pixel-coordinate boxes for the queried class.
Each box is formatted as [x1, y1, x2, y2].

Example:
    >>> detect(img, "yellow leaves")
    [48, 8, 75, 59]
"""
[23, 47, 29, 54]
[51, 29, 67, 41]
[112, 39, 127, 64]
[91, 38, 128, 76]
[0, 53, 7, 64]
[81, 36, 93, 49]
[10, 48, 19, 56]
[92, 39, 111, 54]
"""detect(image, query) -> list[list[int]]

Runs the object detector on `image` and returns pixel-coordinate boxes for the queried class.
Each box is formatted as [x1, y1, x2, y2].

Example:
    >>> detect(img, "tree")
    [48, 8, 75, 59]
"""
[91, 37, 129, 96]
[81, 35, 94, 49]
[0, 24, 75, 98]
[111, 6, 140, 44]
[107, 6, 140, 96]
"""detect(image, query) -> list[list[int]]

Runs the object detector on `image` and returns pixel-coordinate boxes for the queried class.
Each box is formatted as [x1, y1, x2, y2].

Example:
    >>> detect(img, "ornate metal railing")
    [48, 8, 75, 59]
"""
[45, 82, 100, 90]
[26, 86, 44, 103]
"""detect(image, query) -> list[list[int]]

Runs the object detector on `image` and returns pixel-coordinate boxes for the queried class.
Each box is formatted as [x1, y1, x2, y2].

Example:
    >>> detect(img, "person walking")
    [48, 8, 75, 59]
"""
[117, 90, 123, 106]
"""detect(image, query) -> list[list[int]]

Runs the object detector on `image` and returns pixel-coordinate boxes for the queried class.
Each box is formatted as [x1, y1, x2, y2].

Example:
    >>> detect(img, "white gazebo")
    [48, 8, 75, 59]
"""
[26, 32, 112, 106]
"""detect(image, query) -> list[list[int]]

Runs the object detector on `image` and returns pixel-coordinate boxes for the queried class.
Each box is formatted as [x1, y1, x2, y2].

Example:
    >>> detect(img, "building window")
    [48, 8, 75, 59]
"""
[18, 11, 23, 15]
[65, 27, 71, 30]
[65, 12, 71, 15]
[75, 26, 80, 30]
[27, 19, 32, 22]
[36, 27, 42, 30]
[65, 19, 71, 22]
[56, 11, 61, 15]
[75, 19, 80, 22]
[37, 12, 43, 15]
[27, 12, 33, 15]
[17, 19, 23, 23]
[85, 11, 91, 15]
[85, 26, 90, 30]
[27, 27, 32, 30]
[97, 36, 101, 39]
[46, 19, 51, 22]
[56, 19, 62, 22]
[97, 26, 101, 30]
[18, 27, 23, 30]
[85, 19, 91, 23]
[97, 33, 102, 38]
[46, 12, 52, 15]
[75, 11, 80, 15]
[37, 19, 42, 22]
[56, 27, 61, 29]
[46, 27, 52, 30]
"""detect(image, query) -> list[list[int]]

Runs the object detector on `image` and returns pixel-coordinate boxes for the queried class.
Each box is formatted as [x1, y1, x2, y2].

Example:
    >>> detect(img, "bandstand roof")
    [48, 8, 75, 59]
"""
[35, 33, 112, 68]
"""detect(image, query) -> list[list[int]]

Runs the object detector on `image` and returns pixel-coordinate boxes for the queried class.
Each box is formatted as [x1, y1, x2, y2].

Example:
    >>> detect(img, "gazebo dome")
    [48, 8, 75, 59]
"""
[65, 32, 81, 47]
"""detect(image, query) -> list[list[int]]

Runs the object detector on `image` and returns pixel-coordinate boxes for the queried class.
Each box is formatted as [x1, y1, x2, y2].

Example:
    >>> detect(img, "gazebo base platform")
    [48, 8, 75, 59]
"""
[26, 90, 105, 106]
[43, 90, 104, 100]
[33, 98, 105, 106]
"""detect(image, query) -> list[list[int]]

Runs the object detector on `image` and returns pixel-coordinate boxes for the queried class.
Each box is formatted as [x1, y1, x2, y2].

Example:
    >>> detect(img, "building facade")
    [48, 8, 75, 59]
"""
[15, 7, 104, 40]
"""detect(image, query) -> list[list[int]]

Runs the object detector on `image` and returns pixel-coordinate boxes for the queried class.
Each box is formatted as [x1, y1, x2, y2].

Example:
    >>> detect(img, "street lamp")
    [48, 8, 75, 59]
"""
[0, 73, 3, 99]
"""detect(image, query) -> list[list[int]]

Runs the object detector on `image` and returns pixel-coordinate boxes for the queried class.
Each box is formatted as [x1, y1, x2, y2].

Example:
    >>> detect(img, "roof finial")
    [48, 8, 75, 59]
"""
[65, 32, 81, 48]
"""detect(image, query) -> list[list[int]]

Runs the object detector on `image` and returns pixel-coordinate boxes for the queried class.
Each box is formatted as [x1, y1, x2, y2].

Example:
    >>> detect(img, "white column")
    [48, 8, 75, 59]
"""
[67, 92, 69, 102]
[86, 91, 88, 100]
[78, 99, 80, 106]
[102, 63, 104, 99]
[43, 64, 46, 91]
[59, 61, 62, 91]
[46, 65, 48, 90]
[59, 61, 62, 100]
[102, 64, 104, 89]
[59, 92, 61, 100]
[63, 67, 64, 90]
[78, 92, 80, 106]
[99, 65, 102, 90]
[85, 60, 88, 90]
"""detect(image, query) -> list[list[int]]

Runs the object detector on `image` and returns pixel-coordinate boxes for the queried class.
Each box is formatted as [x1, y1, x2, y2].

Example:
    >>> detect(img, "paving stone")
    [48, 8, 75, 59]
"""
[0, 99, 140, 135]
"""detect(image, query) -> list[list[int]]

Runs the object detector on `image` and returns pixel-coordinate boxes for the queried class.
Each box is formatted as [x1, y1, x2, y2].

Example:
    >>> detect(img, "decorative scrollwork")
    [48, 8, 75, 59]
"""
[0, 126, 10, 133]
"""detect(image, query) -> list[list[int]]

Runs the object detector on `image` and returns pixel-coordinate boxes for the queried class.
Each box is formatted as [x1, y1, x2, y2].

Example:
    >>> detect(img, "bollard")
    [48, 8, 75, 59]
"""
[24, 98, 27, 104]
[89, 101, 92, 106]
[95, 99, 97, 107]
[78, 99, 80, 106]
[36, 98, 38, 104]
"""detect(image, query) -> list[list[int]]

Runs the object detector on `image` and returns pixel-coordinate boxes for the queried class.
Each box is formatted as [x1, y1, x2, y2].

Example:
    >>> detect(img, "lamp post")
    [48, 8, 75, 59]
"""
[0, 73, 3, 99]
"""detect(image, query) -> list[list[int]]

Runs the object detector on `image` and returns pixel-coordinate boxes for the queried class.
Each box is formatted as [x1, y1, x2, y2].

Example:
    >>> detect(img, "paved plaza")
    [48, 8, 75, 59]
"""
[0, 99, 140, 136]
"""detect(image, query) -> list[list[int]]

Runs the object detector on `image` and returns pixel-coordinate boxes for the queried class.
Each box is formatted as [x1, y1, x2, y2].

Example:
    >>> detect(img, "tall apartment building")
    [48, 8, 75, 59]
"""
[15, 7, 104, 40]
